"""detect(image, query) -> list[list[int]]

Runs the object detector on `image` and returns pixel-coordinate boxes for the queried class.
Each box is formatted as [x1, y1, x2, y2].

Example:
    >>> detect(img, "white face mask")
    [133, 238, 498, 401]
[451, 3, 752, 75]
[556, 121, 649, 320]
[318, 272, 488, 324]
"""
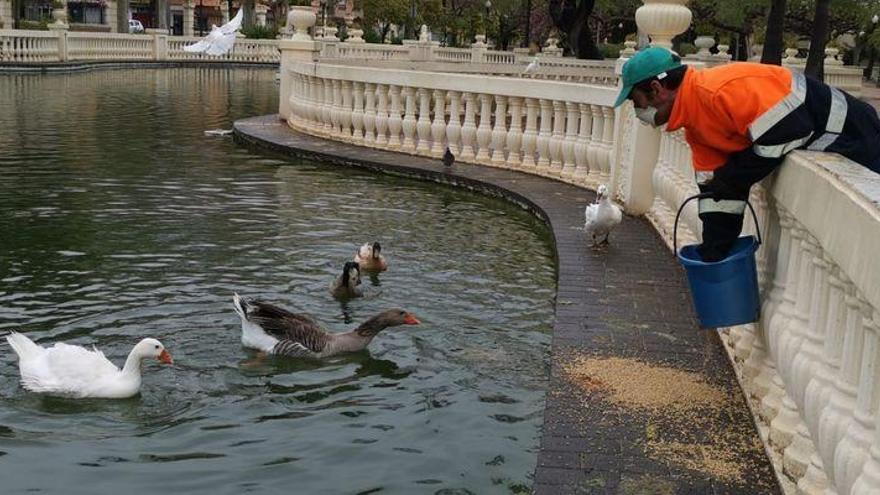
[635, 106, 659, 127]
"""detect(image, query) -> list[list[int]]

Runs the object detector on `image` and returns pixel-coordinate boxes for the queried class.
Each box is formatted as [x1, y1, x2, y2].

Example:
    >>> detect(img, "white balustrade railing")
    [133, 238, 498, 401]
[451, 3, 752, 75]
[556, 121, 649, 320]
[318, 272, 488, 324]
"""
[0, 29, 61, 62]
[0, 29, 279, 64]
[281, 57, 617, 191]
[68, 32, 153, 60]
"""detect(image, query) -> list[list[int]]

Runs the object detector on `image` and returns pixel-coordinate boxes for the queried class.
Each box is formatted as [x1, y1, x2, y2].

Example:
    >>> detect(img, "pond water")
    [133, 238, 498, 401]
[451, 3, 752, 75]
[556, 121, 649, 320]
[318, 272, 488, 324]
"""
[0, 68, 555, 494]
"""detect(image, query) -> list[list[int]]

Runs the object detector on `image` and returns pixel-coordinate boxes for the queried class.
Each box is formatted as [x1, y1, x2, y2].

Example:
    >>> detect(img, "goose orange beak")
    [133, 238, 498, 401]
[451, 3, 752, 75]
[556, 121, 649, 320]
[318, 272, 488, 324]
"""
[158, 349, 174, 365]
[403, 314, 421, 325]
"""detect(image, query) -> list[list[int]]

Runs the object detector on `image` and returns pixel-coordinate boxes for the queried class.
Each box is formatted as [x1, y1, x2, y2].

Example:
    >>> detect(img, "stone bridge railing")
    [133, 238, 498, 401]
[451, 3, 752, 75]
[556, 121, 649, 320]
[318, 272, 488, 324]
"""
[0, 29, 281, 64]
[278, 16, 880, 492]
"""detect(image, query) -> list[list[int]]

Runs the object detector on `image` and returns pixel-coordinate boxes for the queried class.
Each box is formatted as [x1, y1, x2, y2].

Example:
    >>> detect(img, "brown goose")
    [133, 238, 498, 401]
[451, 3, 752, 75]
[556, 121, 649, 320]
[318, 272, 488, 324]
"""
[232, 293, 420, 358]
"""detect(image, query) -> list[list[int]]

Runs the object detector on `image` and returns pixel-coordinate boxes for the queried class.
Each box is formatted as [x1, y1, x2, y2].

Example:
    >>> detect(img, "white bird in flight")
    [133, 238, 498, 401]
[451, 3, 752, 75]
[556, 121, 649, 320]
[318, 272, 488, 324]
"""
[184, 8, 243, 56]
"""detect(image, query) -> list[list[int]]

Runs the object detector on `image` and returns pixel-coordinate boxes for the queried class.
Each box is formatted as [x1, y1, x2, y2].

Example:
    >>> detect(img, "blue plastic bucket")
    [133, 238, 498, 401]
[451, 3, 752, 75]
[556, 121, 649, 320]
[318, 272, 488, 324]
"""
[674, 193, 762, 329]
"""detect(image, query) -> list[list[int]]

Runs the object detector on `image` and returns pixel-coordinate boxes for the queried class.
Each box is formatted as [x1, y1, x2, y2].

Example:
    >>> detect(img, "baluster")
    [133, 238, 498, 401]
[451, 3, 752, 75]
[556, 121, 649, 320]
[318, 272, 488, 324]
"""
[817, 281, 863, 485]
[573, 103, 591, 186]
[536, 99, 553, 174]
[303, 76, 317, 133]
[475, 94, 493, 163]
[599, 106, 614, 184]
[834, 305, 879, 495]
[460, 92, 478, 161]
[561, 101, 579, 181]
[362, 82, 377, 146]
[351, 81, 365, 144]
[587, 105, 603, 185]
[430, 89, 446, 158]
[521, 98, 539, 170]
[374, 84, 390, 148]
[321, 78, 333, 136]
[445, 91, 463, 155]
[782, 234, 818, 406]
[852, 316, 880, 495]
[332, 79, 346, 138]
[416, 88, 433, 155]
[548, 100, 565, 177]
[505, 97, 524, 169]
[802, 253, 836, 436]
[490, 94, 507, 166]
[401, 86, 418, 152]
[387, 85, 403, 149]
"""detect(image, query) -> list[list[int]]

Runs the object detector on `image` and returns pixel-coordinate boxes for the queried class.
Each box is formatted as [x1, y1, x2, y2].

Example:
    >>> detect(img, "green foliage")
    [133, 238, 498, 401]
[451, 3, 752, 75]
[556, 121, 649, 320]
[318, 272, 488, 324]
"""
[598, 42, 621, 58]
[361, 0, 410, 40]
[288, 0, 311, 5]
[363, 28, 381, 44]
[676, 42, 697, 56]
[18, 19, 50, 30]
[241, 24, 278, 39]
[51, 0, 64, 9]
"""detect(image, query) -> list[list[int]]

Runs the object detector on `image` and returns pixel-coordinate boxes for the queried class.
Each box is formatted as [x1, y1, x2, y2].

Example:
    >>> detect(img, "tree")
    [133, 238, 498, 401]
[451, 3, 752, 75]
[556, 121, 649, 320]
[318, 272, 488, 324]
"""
[360, 0, 410, 42]
[804, 0, 830, 80]
[549, 0, 601, 59]
[761, 0, 786, 64]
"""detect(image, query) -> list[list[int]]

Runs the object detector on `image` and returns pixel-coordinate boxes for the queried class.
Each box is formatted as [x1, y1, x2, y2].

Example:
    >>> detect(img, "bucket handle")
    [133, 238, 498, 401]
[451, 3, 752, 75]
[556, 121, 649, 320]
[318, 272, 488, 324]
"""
[673, 192, 763, 254]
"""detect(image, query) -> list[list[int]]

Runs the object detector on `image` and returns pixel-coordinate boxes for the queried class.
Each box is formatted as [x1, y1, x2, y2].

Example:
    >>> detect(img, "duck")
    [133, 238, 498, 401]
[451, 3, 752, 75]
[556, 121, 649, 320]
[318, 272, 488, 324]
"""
[584, 184, 622, 247]
[329, 261, 363, 299]
[232, 293, 419, 358]
[4, 332, 173, 399]
[354, 242, 388, 272]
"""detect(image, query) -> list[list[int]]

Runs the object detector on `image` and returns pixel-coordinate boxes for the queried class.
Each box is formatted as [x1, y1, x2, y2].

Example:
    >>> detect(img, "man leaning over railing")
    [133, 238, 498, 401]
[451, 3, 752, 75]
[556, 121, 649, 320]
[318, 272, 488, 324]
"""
[614, 47, 880, 262]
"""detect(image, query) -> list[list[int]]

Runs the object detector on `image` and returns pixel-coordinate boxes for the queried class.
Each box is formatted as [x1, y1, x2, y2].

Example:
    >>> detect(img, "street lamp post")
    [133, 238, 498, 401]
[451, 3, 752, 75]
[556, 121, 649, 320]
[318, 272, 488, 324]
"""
[320, 0, 326, 31]
[484, 0, 491, 40]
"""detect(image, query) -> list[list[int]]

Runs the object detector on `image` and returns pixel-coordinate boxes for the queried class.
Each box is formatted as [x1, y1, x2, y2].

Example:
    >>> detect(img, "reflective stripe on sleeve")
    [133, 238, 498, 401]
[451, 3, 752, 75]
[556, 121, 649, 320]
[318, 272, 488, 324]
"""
[807, 132, 839, 151]
[748, 70, 808, 141]
[826, 87, 848, 133]
[698, 198, 747, 215]
[754, 133, 813, 158]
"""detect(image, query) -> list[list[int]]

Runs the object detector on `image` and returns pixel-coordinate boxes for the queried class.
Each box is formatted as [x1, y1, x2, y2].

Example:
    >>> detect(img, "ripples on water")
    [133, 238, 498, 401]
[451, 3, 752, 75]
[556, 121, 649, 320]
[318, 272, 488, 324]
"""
[0, 68, 555, 494]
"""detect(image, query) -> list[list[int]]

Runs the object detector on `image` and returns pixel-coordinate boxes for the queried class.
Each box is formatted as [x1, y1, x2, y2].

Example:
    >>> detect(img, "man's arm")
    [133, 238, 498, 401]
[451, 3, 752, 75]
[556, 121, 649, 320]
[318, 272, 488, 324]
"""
[696, 149, 783, 262]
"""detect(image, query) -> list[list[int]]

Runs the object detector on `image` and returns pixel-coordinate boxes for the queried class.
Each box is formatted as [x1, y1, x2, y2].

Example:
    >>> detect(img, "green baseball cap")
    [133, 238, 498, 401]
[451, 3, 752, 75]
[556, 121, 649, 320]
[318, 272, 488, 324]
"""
[614, 46, 683, 107]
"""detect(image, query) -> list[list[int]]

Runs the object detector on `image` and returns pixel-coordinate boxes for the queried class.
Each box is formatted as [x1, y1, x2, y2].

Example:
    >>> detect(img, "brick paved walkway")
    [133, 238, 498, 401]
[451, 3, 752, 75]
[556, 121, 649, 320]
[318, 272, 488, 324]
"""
[234, 115, 781, 494]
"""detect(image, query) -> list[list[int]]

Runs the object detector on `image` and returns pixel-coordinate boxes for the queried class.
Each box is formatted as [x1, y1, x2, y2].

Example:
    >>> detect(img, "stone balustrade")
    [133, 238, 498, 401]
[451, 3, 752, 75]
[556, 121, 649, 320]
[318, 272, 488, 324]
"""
[0, 29, 280, 64]
[281, 57, 618, 191]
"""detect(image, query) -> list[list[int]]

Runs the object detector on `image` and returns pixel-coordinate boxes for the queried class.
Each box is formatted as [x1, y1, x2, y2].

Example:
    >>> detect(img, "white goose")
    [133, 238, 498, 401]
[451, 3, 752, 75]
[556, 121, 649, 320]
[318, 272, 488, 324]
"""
[354, 242, 388, 272]
[584, 184, 622, 247]
[5, 332, 173, 399]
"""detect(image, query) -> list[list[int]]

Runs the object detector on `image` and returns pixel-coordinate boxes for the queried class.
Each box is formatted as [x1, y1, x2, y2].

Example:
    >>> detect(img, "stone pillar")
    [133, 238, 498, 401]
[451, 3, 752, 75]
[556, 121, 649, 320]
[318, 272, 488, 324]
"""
[255, 3, 267, 27]
[105, 0, 118, 32]
[49, 0, 70, 30]
[279, 6, 319, 121]
[471, 35, 487, 63]
[611, 50, 662, 214]
[0, 0, 11, 29]
[220, 1, 229, 25]
[635, 0, 693, 50]
[155, 0, 169, 30]
[183, 0, 195, 37]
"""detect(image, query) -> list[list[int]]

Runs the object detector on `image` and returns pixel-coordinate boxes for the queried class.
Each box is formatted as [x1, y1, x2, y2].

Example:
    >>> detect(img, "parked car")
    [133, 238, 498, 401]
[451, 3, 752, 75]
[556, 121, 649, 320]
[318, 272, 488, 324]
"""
[128, 19, 144, 34]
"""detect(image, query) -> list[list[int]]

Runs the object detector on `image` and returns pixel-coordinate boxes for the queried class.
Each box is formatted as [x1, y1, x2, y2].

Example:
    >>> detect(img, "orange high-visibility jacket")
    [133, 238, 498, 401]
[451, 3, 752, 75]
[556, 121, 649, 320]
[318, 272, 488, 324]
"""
[665, 62, 875, 172]
[666, 62, 880, 261]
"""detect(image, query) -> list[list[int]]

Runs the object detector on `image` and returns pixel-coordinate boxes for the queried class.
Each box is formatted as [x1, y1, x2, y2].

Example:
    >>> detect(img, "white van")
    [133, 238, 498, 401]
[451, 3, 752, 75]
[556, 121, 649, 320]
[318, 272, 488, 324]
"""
[128, 19, 144, 34]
